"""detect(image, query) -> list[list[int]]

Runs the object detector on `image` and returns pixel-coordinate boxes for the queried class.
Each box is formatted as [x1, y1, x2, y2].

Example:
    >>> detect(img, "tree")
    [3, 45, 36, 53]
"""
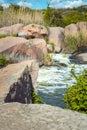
[0, 5, 3, 11]
[9, 4, 20, 11]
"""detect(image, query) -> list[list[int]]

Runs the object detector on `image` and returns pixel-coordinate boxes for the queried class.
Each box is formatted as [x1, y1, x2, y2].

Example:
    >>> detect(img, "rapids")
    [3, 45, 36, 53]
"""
[37, 54, 87, 108]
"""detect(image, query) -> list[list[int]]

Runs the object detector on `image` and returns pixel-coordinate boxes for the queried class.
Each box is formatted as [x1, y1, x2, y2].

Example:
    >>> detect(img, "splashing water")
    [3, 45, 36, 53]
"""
[37, 53, 87, 108]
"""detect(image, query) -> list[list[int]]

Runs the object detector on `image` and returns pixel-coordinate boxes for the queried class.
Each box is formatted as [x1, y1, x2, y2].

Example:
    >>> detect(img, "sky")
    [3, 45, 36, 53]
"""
[0, 0, 87, 9]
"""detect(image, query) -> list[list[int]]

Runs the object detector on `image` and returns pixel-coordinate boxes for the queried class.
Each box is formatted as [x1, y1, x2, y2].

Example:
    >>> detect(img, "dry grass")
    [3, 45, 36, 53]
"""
[0, 8, 44, 27]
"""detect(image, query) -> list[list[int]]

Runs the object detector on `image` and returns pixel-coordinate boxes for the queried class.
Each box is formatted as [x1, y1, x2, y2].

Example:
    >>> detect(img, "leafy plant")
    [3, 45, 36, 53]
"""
[32, 91, 44, 104]
[12, 34, 18, 37]
[64, 69, 87, 114]
[44, 36, 49, 44]
[0, 55, 13, 67]
[0, 34, 7, 39]
[0, 55, 7, 67]
[43, 54, 53, 66]
[49, 42, 55, 52]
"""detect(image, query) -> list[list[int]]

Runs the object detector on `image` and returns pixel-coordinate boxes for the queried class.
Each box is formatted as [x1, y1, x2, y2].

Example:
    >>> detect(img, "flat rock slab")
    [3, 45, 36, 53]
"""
[0, 36, 28, 53]
[0, 60, 39, 103]
[0, 24, 24, 35]
[0, 103, 87, 130]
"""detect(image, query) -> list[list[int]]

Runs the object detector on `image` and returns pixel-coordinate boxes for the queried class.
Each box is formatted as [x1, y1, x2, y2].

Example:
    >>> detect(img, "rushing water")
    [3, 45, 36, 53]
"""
[37, 53, 87, 108]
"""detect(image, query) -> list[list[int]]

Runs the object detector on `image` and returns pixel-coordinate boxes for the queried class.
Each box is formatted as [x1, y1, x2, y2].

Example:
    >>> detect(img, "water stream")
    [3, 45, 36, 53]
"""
[37, 53, 87, 108]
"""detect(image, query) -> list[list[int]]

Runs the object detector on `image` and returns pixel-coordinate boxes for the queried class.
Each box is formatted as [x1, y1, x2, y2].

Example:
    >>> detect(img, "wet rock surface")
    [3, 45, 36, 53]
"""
[0, 103, 87, 130]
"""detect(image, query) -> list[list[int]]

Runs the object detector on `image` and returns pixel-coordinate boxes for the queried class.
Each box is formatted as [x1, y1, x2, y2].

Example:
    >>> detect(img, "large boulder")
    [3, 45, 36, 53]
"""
[0, 24, 23, 35]
[0, 60, 39, 103]
[2, 43, 44, 66]
[49, 27, 64, 53]
[0, 103, 87, 130]
[18, 24, 48, 39]
[0, 38, 47, 66]
[0, 36, 28, 53]
[77, 22, 87, 37]
[70, 53, 87, 64]
[64, 23, 79, 37]
[29, 38, 48, 55]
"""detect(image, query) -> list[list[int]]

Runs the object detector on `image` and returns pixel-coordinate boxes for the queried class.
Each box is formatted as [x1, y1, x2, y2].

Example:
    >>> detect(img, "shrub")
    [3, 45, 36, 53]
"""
[0, 55, 7, 67]
[32, 91, 44, 104]
[44, 36, 49, 44]
[43, 54, 53, 66]
[64, 69, 87, 114]
[0, 55, 13, 67]
[49, 42, 55, 52]
[0, 34, 7, 39]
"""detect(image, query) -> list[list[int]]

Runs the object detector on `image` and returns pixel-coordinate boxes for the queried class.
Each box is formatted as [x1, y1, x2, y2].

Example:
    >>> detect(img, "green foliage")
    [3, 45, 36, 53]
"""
[43, 6, 87, 27]
[0, 5, 3, 11]
[0, 55, 7, 67]
[64, 69, 87, 114]
[43, 54, 53, 66]
[49, 42, 55, 52]
[44, 36, 49, 44]
[43, 7, 53, 26]
[12, 34, 18, 37]
[0, 55, 13, 67]
[32, 91, 44, 104]
[9, 4, 20, 11]
[0, 34, 7, 39]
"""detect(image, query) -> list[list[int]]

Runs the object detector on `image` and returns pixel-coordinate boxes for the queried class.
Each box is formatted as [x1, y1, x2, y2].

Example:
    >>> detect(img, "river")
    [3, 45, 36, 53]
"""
[37, 53, 87, 108]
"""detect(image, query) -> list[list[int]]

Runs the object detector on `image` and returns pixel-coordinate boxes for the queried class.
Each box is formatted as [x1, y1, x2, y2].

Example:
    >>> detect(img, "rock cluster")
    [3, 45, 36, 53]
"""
[0, 23, 87, 130]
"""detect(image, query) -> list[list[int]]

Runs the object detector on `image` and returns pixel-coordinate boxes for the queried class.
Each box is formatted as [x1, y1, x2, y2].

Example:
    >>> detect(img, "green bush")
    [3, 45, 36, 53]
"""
[32, 91, 44, 104]
[0, 55, 13, 67]
[44, 36, 49, 44]
[49, 42, 55, 52]
[64, 69, 87, 114]
[43, 54, 53, 66]
[0, 55, 7, 67]
[0, 34, 7, 39]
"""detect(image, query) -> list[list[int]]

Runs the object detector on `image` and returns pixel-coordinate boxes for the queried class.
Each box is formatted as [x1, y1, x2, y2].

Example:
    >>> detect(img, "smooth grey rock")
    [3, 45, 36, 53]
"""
[0, 103, 87, 130]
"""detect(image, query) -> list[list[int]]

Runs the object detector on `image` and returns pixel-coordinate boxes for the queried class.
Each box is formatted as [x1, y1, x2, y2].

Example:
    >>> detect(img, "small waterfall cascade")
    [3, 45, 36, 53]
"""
[37, 53, 87, 108]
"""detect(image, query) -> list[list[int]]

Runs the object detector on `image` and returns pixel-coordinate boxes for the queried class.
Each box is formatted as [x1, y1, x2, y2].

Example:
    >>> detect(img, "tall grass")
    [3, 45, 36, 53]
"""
[0, 8, 44, 27]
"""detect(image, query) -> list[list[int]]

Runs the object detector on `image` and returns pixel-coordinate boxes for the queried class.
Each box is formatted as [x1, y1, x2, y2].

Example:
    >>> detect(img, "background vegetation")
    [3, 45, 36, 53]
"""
[64, 33, 87, 53]
[0, 4, 43, 27]
[0, 4, 87, 27]
[43, 5, 87, 27]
